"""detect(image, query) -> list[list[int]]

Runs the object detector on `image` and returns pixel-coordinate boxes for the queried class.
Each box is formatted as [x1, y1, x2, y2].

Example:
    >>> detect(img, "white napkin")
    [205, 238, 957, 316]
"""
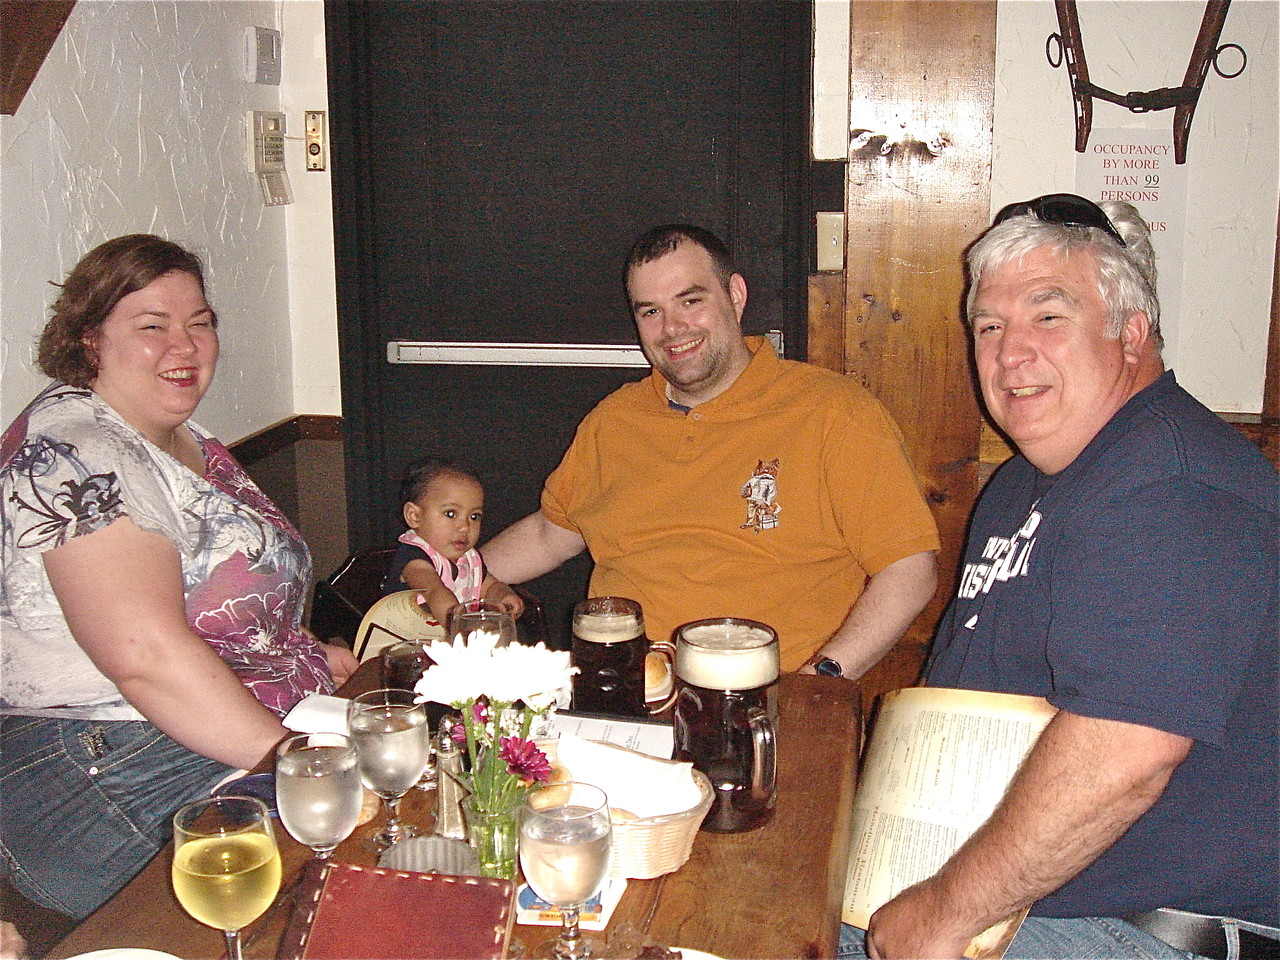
[282, 693, 350, 735]
[554, 733, 702, 819]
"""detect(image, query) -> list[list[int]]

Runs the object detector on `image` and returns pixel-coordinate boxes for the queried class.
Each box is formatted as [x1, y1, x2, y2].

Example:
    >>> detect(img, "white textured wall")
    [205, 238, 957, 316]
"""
[0, 0, 342, 442]
[993, 0, 1278, 413]
[814, 0, 1278, 414]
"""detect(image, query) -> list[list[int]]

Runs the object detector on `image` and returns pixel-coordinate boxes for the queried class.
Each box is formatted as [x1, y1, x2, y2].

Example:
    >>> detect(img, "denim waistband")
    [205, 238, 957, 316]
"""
[1125, 909, 1280, 960]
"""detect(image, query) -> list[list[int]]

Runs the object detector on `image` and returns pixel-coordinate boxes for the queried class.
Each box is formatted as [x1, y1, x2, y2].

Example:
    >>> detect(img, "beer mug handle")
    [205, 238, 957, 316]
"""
[747, 706, 776, 804]
[646, 640, 678, 714]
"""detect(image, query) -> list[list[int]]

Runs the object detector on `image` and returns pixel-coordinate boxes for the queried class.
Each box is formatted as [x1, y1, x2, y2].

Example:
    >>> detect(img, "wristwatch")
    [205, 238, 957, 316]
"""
[812, 656, 844, 678]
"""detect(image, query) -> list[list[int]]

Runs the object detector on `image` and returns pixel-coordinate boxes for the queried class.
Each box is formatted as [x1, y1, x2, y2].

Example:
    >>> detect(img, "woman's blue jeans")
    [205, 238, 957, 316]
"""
[0, 715, 232, 919]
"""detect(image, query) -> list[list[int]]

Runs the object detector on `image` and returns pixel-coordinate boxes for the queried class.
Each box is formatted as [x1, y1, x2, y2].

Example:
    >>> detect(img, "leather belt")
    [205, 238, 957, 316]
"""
[1125, 908, 1280, 960]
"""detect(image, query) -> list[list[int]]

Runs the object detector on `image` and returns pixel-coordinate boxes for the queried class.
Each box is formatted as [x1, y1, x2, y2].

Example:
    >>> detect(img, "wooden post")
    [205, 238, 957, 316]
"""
[842, 1, 997, 711]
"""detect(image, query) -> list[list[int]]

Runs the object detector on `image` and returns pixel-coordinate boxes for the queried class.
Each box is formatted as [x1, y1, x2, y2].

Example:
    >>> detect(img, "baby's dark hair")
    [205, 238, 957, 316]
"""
[399, 457, 482, 508]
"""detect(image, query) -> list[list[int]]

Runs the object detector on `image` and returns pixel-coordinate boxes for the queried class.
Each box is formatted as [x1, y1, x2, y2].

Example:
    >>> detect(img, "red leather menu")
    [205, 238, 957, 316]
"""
[279, 861, 516, 959]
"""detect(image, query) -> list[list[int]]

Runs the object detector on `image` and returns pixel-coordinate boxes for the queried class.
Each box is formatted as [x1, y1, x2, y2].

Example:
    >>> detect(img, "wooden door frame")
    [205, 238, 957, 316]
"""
[810, 1, 998, 713]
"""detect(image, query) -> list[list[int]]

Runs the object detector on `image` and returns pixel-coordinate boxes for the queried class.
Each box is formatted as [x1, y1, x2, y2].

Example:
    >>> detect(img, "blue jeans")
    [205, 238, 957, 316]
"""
[0, 715, 231, 919]
[840, 918, 1198, 960]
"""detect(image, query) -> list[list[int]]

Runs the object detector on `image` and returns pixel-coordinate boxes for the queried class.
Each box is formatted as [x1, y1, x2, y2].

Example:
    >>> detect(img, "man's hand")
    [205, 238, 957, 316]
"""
[865, 877, 974, 960]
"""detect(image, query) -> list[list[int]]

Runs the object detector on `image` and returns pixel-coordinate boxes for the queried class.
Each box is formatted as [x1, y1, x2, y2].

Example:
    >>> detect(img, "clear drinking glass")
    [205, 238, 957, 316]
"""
[275, 733, 363, 858]
[519, 781, 613, 960]
[446, 599, 517, 647]
[347, 687, 432, 849]
[171, 795, 281, 960]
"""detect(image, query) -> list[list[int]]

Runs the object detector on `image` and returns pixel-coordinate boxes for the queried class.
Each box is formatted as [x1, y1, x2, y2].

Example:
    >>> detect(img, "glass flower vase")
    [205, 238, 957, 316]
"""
[463, 797, 520, 880]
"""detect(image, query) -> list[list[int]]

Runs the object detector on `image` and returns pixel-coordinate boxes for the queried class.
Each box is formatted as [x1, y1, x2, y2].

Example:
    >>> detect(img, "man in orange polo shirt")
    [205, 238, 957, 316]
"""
[483, 225, 939, 677]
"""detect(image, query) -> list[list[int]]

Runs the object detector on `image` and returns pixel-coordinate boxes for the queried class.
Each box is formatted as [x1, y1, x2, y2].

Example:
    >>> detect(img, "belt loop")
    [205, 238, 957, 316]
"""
[1224, 918, 1241, 960]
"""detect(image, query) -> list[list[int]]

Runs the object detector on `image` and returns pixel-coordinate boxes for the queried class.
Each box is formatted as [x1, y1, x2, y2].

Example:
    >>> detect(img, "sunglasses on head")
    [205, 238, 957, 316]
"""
[993, 193, 1126, 247]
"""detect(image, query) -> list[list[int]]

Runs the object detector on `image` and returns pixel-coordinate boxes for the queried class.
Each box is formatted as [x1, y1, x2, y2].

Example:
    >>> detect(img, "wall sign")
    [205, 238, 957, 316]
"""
[1076, 127, 1188, 356]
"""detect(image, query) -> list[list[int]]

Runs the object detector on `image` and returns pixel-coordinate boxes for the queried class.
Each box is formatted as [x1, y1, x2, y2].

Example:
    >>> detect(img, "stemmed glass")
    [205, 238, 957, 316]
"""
[275, 733, 363, 858]
[447, 599, 518, 647]
[519, 781, 613, 960]
[171, 795, 282, 960]
[347, 687, 432, 849]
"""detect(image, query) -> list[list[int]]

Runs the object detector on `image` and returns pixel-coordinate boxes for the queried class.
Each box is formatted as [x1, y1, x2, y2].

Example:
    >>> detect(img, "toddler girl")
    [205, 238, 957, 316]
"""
[383, 458, 523, 624]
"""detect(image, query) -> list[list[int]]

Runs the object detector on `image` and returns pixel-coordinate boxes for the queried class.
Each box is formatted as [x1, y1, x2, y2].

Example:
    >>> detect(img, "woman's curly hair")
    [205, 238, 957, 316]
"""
[38, 234, 209, 388]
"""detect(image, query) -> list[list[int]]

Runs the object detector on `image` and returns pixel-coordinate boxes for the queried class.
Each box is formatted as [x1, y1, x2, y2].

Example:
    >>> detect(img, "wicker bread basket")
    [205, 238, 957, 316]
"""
[538, 739, 713, 879]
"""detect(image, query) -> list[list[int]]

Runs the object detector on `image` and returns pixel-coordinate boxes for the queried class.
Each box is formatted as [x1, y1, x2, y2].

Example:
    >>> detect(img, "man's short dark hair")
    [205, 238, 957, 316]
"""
[624, 224, 736, 292]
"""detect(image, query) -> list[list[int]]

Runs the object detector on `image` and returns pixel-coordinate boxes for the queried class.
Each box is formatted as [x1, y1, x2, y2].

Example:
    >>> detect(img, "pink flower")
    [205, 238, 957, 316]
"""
[450, 720, 467, 745]
[499, 737, 551, 785]
[471, 701, 490, 726]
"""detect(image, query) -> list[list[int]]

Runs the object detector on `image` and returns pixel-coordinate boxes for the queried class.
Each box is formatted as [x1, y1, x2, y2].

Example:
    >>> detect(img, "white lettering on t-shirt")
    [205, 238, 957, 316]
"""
[957, 508, 1041, 600]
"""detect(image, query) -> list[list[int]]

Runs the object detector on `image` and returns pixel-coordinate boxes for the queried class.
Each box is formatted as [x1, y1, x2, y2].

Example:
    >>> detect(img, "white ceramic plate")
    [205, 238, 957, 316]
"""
[672, 950, 725, 960]
[64, 950, 181, 960]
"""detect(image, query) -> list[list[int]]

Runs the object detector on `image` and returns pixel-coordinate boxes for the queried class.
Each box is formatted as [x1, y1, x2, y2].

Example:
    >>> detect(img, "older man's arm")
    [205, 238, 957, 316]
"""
[865, 711, 1192, 960]
[800, 550, 937, 679]
[481, 510, 586, 584]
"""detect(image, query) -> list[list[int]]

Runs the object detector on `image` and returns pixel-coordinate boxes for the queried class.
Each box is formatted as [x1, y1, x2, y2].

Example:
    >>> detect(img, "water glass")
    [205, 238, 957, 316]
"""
[520, 781, 612, 959]
[446, 599, 517, 647]
[347, 688, 432, 848]
[275, 733, 362, 858]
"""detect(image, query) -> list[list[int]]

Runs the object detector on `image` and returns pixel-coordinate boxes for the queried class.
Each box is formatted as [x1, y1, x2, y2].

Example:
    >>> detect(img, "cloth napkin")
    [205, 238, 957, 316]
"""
[283, 693, 350, 735]
[554, 733, 702, 819]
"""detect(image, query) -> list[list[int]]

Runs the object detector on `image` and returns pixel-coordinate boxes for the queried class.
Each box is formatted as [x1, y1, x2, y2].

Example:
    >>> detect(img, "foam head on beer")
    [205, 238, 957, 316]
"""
[574, 609, 644, 643]
[676, 619, 779, 691]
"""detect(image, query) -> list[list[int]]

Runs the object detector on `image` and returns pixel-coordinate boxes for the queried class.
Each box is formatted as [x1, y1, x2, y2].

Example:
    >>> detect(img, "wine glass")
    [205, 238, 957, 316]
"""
[275, 733, 363, 858]
[447, 599, 517, 647]
[347, 687, 432, 849]
[171, 795, 282, 960]
[519, 781, 613, 960]
[382, 641, 447, 789]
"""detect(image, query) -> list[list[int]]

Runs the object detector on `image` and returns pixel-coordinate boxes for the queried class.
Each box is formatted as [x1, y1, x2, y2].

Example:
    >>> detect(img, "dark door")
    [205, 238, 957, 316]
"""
[326, 1, 811, 644]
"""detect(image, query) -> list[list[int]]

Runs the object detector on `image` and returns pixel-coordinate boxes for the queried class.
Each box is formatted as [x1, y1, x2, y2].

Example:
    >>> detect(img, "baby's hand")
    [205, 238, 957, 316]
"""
[485, 580, 525, 619]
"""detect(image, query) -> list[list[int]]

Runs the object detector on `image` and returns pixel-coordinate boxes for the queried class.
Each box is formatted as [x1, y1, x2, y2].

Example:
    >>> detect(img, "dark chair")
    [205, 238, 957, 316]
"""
[308, 547, 397, 648]
[308, 546, 546, 648]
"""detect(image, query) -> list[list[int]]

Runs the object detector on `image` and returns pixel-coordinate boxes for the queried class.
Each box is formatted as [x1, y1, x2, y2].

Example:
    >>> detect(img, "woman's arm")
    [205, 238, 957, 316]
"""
[43, 516, 288, 770]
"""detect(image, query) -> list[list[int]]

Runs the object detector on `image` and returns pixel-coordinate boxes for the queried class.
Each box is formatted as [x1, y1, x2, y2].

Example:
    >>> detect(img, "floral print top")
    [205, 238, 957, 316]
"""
[0, 382, 334, 720]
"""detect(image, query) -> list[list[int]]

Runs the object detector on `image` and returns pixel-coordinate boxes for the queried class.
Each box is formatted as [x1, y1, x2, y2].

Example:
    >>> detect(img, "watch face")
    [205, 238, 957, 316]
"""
[814, 658, 843, 677]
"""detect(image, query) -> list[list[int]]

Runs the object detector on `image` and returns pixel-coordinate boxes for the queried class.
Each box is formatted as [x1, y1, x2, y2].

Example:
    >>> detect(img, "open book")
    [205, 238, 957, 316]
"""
[842, 687, 1057, 959]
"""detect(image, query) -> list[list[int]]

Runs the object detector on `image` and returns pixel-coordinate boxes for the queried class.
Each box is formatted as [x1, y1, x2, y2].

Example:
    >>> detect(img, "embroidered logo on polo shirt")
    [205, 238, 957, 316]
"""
[740, 459, 781, 532]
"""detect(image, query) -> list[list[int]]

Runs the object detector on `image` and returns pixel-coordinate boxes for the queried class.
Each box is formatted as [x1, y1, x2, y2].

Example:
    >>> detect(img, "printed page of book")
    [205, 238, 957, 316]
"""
[842, 687, 1057, 959]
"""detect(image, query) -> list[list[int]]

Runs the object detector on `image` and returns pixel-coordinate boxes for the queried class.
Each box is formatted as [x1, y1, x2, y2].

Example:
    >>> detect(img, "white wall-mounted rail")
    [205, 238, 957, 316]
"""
[386, 341, 650, 368]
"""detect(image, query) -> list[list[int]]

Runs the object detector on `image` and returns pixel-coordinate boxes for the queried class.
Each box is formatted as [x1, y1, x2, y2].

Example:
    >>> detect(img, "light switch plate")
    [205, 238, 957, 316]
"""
[816, 213, 845, 272]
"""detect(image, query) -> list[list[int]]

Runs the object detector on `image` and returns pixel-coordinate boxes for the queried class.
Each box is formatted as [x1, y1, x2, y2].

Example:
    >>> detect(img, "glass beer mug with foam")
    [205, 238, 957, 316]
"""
[672, 618, 779, 832]
[571, 597, 675, 717]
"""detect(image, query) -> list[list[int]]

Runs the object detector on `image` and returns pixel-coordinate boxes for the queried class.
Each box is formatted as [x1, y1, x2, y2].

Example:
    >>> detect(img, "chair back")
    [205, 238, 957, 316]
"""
[309, 547, 397, 647]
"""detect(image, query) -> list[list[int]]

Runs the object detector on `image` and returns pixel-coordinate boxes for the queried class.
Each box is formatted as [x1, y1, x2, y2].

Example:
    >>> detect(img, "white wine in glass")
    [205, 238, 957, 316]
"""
[519, 781, 612, 960]
[347, 687, 432, 848]
[275, 733, 363, 858]
[172, 795, 282, 960]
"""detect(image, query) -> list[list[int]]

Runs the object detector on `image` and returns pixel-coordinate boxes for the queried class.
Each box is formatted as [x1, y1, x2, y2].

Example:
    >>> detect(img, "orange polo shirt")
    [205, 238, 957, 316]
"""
[541, 338, 940, 670]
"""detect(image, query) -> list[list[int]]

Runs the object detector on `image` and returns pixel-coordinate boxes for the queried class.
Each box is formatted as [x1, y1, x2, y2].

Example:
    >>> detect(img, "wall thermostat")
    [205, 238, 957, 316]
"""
[245, 26, 281, 85]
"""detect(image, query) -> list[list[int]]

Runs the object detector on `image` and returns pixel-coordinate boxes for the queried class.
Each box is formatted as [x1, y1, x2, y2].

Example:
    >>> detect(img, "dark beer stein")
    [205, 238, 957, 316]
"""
[571, 597, 675, 717]
[673, 618, 779, 833]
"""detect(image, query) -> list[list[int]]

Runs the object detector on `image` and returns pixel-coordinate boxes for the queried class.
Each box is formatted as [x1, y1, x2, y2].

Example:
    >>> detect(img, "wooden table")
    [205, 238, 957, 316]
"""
[49, 670, 861, 960]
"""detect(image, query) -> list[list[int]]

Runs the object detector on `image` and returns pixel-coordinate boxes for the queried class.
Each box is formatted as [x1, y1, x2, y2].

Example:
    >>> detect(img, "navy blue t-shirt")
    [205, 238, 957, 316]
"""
[927, 371, 1278, 923]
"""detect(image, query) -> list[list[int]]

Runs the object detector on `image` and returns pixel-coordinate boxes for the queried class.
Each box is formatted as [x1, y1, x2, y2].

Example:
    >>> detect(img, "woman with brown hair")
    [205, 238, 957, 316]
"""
[0, 235, 358, 919]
